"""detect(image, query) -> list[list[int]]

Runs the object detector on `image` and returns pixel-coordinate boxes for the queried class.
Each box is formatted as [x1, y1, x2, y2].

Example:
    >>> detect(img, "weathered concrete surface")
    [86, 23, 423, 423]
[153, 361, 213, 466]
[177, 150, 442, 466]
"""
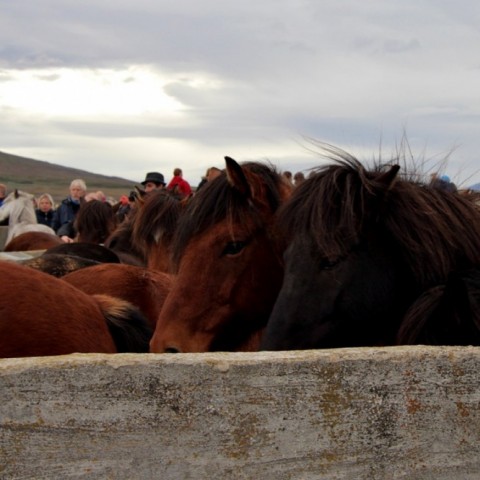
[1, 346, 479, 479]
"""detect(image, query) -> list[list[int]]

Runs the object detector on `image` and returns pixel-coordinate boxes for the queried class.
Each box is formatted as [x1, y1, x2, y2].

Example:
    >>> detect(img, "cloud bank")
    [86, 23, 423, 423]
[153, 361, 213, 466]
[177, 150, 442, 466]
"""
[1, 1, 479, 187]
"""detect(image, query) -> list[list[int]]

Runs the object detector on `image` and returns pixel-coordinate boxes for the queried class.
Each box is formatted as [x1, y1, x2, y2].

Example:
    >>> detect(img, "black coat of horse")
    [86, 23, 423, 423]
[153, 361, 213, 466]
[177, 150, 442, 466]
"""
[261, 146, 480, 350]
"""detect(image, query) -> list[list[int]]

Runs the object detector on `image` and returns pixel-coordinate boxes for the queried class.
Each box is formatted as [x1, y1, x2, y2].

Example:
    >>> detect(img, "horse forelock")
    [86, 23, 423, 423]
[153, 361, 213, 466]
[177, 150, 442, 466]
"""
[278, 156, 368, 260]
[172, 161, 286, 267]
[132, 190, 182, 252]
[279, 152, 480, 288]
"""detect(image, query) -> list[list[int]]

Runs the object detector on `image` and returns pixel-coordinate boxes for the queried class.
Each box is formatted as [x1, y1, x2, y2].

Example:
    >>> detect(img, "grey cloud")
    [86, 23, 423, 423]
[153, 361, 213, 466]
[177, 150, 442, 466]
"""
[381, 38, 421, 54]
[0, 1, 479, 185]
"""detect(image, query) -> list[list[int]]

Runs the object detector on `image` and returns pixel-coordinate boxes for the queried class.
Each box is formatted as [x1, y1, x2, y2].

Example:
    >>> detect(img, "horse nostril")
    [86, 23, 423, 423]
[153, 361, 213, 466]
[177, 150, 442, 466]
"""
[164, 346, 181, 354]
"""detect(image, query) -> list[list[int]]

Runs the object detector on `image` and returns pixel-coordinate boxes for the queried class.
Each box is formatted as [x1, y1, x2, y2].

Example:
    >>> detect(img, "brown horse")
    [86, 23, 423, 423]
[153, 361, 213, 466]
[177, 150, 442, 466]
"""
[104, 189, 184, 271]
[149, 156, 292, 353]
[132, 189, 184, 272]
[0, 261, 152, 358]
[3, 231, 63, 251]
[74, 199, 117, 244]
[62, 263, 173, 329]
[16, 243, 121, 278]
[104, 207, 147, 267]
[20, 253, 102, 277]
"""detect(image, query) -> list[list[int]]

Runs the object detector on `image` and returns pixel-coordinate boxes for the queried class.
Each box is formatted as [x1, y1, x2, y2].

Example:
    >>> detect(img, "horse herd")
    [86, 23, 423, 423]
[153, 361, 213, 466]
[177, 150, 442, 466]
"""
[2, 146, 480, 358]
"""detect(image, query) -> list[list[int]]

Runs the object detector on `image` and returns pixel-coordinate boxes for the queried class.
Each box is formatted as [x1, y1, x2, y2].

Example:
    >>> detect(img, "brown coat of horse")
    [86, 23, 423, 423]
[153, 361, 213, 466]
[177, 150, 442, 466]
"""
[62, 263, 173, 329]
[3, 231, 63, 251]
[0, 261, 152, 358]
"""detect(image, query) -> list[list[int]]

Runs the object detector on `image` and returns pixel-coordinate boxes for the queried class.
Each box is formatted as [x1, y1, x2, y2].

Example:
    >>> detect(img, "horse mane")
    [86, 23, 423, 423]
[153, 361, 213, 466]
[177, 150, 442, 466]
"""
[74, 200, 117, 244]
[278, 147, 480, 289]
[104, 208, 147, 266]
[172, 161, 286, 267]
[132, 189, 183, 255]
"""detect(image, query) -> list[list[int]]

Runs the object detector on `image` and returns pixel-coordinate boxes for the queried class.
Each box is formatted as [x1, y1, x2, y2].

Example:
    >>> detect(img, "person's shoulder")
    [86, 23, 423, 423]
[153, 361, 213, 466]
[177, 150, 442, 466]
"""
[56, 198, 71, 210]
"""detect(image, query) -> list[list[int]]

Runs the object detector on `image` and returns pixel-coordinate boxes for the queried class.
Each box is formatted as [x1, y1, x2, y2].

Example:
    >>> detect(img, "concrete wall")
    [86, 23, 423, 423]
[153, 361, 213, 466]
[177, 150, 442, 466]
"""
[1, 346, 479, 479]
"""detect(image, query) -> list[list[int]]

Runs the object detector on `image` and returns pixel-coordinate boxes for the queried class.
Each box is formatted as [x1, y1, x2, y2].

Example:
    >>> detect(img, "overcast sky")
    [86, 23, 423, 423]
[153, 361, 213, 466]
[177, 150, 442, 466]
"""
[1, 1, 479, 188]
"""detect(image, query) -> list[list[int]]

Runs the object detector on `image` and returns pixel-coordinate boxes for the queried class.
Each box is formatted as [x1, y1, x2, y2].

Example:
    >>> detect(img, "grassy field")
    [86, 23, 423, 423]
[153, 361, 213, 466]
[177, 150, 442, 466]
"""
[0, 151, 138, 204]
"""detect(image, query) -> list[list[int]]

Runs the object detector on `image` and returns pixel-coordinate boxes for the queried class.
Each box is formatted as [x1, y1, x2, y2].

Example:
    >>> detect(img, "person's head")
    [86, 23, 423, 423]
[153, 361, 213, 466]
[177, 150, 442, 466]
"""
[293, 171, 305, 186]
[84, 190, 106, 202]
[0, 184, 6, 199]
[37, 193, 54, 213]
[206, 167, 222, 182]
[95, 190, 106, 202]
[84, 192, 97, 202]
[173, 168, 183, 177]
[141, 172, 166, 193]
[69, 179, 87, 201]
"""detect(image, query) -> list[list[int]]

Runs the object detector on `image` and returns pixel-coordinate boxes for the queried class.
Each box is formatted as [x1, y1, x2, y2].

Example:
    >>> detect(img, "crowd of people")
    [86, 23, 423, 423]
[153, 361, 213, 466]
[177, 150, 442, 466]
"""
[0, 166, 214, 245]
[8, 163, 454, 247]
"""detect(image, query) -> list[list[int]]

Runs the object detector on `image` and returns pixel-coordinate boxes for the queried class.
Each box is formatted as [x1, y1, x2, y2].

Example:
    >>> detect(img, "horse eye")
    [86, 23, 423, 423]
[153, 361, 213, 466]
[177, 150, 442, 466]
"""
[320, 257, 340, 270]
[222, 241, 247, 256]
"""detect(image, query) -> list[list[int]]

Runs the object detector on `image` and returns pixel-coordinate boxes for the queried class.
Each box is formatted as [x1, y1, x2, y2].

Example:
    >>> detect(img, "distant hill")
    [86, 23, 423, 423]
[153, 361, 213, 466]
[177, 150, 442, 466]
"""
[0, 151, 137, 203]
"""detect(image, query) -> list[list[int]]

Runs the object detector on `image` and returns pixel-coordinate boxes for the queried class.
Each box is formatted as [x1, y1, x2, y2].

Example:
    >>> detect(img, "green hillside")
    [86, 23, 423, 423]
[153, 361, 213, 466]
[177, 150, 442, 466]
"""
[0, 151, 137, 203]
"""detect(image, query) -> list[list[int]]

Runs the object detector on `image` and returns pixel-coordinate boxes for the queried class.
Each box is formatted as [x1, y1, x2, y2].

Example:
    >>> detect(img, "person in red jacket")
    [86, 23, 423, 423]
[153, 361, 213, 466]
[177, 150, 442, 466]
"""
[166, 168, 192, 199]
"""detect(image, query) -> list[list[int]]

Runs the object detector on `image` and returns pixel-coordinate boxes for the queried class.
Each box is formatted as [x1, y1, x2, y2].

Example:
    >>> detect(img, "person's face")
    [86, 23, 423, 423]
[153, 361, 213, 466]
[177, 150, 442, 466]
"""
[145, 182, 162, 192]
[70, 185, 85, 200]
[39, 198, 53, 212]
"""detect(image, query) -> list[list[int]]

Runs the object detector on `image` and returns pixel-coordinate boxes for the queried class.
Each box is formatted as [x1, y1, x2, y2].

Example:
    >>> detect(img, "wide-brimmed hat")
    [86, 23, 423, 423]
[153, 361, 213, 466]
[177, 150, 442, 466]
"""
[141, 172, 166, 186]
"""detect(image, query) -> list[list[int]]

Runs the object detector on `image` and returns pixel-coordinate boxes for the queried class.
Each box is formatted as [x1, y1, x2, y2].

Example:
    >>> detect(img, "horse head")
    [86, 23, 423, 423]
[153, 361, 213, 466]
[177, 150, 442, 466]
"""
[261, 146, 480, 351]
[150, 156, 293, 353]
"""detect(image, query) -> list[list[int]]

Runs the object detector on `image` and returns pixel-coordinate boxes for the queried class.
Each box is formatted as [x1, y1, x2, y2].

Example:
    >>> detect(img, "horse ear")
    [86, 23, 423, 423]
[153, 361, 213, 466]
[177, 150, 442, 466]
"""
[14, 189, 19, 199]
[134, 186, 146, 206]
[376, 164, 400, 190]
[225, 156, 251, 198]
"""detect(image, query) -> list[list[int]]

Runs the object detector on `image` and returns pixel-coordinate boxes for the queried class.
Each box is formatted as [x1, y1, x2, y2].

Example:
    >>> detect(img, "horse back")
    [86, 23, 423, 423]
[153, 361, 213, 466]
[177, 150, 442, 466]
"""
[4, 231, 62, 252]
[63, 263, 173, 329]
[0, 261, 116, 357]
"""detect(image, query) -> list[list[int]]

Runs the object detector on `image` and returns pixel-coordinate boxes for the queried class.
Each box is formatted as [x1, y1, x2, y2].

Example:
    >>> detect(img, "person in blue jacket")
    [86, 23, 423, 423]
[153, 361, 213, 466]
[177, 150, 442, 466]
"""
[52, 179, 87, 241]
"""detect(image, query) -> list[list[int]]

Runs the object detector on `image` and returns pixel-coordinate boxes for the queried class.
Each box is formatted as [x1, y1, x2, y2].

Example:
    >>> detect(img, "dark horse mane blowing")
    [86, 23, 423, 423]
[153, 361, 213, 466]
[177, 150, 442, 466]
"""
[261, 145, 480, 350]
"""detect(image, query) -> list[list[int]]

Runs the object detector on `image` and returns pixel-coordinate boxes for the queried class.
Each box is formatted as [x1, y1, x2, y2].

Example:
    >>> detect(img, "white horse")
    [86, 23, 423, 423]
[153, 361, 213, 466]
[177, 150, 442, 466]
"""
[0, 190, 55, 244]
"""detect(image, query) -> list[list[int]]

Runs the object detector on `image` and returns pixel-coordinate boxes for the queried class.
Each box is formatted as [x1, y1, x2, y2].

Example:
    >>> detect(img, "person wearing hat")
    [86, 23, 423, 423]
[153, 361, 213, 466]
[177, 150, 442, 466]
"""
[141, 172, 166, 193]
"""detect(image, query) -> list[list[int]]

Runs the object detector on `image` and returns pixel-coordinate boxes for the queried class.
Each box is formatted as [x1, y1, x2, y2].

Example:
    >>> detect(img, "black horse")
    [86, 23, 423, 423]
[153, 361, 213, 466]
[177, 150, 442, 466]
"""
[261, 146, 480, 350]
